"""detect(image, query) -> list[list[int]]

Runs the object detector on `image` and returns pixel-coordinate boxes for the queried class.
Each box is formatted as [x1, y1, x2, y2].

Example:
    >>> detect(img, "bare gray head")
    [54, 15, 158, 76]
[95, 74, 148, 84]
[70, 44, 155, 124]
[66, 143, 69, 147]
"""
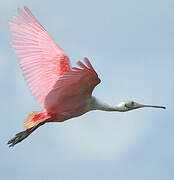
[116, 100, 166, 112]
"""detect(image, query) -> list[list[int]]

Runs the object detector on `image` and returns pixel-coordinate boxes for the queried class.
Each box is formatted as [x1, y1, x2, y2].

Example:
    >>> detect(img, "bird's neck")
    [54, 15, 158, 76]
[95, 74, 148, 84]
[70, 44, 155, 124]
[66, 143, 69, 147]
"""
[88, 96, 123, 112]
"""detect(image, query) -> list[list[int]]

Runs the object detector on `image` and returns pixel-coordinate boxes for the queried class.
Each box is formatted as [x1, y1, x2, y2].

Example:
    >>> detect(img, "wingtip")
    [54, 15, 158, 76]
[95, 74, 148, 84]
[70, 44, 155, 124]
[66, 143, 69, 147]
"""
[83, 57, 89, 64]
[24, 6, 29, 11]
[17, 7, 21, 12]
[17, 7, 24, 15]
[83, 57, 95, 71]
[83, 57, 88, 60]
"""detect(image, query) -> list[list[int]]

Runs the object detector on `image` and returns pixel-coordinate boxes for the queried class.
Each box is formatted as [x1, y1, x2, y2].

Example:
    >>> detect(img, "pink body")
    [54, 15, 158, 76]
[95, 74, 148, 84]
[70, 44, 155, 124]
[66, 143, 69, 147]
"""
[49, 96, 89, 122]
[8, 7, 100, 126]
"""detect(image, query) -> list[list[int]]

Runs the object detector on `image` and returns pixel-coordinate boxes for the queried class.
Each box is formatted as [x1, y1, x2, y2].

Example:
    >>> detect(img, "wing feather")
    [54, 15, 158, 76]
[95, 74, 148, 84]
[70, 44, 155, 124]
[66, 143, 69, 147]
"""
[44, 58, 101, 110]
[9, 7, 71, 107]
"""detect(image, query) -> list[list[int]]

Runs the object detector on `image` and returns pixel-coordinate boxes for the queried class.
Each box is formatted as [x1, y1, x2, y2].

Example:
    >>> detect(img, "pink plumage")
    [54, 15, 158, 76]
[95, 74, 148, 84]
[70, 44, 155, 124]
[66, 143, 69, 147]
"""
[9, 6, 71, 107]
[8, 6, 100, 147]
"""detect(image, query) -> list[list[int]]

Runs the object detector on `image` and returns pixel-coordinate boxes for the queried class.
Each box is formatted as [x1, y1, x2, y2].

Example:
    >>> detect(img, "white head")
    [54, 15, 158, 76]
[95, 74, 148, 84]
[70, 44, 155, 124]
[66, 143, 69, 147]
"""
[117, 100, 166, 112]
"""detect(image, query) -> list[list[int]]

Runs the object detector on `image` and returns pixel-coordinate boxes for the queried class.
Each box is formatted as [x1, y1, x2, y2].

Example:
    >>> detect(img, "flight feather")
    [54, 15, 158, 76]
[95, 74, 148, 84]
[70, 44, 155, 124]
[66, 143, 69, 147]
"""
[8, 6, 71, 107]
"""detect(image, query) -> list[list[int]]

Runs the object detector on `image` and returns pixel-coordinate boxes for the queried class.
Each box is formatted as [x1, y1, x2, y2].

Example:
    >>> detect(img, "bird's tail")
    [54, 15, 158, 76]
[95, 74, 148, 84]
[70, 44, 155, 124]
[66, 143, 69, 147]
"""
[7, 111, 51, 147]
[24, 111, 51, 129]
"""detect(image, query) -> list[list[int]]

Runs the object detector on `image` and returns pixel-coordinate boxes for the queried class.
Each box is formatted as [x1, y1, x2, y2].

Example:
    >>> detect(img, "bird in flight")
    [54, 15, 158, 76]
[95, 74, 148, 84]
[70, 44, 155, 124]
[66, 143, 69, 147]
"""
[7, 7, 165, 147]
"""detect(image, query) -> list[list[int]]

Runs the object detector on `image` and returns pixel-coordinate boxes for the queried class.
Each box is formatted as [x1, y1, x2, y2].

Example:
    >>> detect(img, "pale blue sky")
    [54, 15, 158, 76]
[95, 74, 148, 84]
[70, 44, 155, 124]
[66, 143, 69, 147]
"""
[1, 0, 174, 179]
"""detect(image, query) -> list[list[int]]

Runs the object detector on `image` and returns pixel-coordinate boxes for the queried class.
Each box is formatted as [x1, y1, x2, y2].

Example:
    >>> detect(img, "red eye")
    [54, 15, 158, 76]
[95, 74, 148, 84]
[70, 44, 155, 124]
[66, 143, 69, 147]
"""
[131, 101, 134, 105]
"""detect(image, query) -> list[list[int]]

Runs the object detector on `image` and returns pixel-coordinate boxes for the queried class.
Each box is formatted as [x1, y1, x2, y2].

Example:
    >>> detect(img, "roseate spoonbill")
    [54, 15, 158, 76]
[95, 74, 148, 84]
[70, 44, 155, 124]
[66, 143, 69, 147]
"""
[7, 7, 165, 147]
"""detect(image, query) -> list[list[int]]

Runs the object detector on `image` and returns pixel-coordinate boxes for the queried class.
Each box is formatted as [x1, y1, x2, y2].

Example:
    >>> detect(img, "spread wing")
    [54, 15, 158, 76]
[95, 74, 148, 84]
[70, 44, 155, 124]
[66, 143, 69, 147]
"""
[44, 58, 101, 110]
[8, 7, 71, 107]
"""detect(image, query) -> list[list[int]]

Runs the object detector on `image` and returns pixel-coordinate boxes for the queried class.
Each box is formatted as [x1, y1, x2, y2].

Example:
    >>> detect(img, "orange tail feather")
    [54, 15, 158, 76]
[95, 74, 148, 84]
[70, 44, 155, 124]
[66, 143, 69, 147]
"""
[24, 111, 51, 129]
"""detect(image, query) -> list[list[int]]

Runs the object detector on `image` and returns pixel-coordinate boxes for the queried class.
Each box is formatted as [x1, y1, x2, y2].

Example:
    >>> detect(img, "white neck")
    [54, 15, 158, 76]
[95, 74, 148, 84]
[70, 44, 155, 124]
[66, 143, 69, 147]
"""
[88, 96, 124, 112]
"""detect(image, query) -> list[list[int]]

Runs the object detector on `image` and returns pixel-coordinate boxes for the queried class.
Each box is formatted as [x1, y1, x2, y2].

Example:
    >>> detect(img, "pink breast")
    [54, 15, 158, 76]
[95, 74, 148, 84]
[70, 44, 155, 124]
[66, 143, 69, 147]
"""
[49, 95, 88, 121]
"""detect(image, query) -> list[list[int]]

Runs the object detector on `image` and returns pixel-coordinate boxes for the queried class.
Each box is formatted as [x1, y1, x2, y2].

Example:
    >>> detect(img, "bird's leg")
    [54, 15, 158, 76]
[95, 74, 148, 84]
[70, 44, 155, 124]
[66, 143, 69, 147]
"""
[7, 122, 45, 147]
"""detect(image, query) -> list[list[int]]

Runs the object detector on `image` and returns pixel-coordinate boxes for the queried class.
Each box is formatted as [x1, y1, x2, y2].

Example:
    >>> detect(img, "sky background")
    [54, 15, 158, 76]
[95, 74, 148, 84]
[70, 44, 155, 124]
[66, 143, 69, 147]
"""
[1, 0, 174, 179]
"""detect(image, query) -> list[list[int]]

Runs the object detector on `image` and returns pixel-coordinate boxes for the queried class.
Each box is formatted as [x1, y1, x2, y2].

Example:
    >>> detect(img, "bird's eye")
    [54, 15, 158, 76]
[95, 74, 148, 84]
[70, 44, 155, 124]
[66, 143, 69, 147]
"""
[125, 101, 135, 108]
[125, 104, 129, 108]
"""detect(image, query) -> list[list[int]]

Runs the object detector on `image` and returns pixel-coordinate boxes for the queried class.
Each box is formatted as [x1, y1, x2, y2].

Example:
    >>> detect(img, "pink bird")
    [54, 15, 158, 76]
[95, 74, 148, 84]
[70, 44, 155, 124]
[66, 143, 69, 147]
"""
[8, 7, 165, 147]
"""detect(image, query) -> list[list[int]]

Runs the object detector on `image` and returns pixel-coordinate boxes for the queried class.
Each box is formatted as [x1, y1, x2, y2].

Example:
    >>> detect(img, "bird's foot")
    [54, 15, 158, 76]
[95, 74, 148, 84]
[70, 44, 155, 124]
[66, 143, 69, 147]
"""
[7, 131, 29, 147]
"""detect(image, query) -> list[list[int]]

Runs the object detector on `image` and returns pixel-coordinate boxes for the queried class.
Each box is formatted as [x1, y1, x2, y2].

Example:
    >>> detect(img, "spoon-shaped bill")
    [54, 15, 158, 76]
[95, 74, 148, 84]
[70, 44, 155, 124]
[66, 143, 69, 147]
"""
[137, 103, 166, 109]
